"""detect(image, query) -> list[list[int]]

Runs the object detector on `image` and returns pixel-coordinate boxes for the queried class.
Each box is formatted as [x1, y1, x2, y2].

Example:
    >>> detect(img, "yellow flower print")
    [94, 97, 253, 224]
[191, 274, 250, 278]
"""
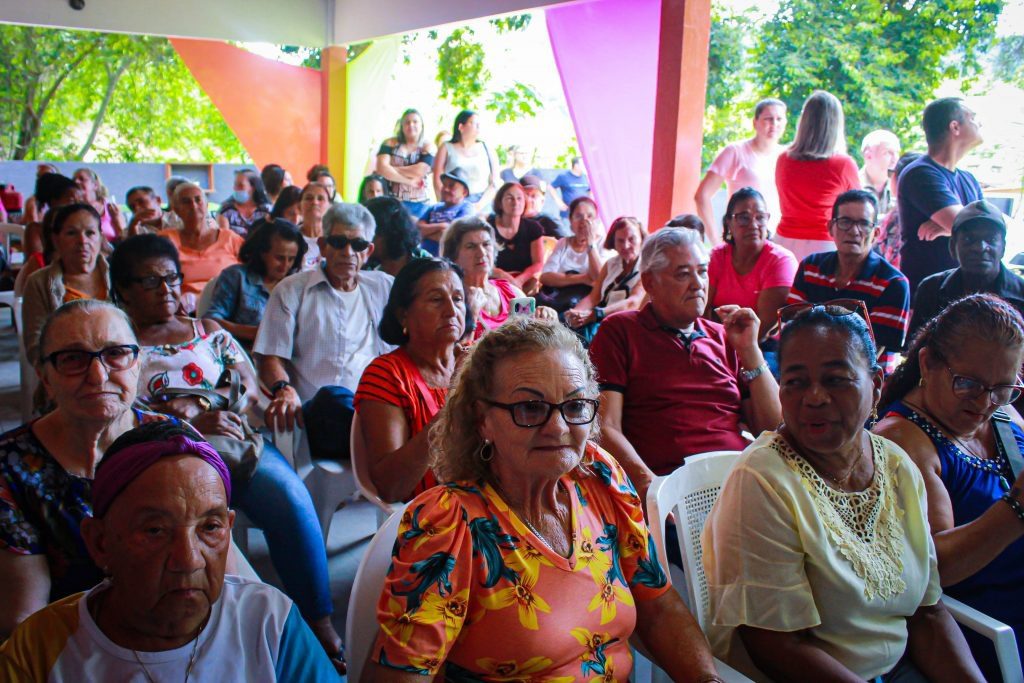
[577, 526, 611, 581]
[622, 530, 645, 559]
[411, 515, 458, 552]
[380, 596, 431, 647]
[587, 577, 634, 625]
[505, 543, 554, 585]
[408, 645, 446, 674]
[474, 656, 574, 682]
[569, 627, 614, 658]
[479, 572, 552, 630]
[420, 588, 470, 642]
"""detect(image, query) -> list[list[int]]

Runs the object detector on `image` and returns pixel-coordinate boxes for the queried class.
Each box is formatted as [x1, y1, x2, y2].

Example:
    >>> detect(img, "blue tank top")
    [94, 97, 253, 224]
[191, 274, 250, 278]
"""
[886, 401, 1023, 666]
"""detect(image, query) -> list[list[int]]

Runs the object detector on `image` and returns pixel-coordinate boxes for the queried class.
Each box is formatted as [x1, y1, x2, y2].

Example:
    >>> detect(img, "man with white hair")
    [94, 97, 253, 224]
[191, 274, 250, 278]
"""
[590, 228, 781, 503]
[859, 129, 900, 216]
[255, 202, 393, 459]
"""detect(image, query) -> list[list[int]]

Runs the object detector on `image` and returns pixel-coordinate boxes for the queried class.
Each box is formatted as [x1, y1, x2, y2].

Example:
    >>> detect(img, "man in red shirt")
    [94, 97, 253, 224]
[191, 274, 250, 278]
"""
[590, 228, 782, 501]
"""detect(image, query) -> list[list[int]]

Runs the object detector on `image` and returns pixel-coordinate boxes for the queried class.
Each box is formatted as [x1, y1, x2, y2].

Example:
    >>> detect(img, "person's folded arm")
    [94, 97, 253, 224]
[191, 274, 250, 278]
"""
[375, 153, 416, 186]
[360, 400, 434, 503]
[738, 626, 864, 683]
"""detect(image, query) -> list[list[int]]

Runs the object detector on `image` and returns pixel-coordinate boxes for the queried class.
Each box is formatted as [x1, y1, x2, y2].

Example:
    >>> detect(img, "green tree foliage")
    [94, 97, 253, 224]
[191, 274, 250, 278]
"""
[0, 25, 247, 162]
[752, 0, 1003, 159]
[701, 9, 758, 168]
[994, 35, 1024, 88]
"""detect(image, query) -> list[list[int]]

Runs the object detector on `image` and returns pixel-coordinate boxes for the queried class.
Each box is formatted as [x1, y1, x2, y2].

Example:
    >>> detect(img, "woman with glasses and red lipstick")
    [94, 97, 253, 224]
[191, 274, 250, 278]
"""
[109, 234, 348, 672]
[707, 187, 797, 343]
[874, 293, 1024, 678]
[704, 301, 982, 682]
[366, 317, 723, 683]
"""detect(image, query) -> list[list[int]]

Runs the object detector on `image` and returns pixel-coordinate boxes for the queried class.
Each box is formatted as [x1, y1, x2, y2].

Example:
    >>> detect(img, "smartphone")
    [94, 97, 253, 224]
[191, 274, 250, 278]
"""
[510, 296, 537, 317]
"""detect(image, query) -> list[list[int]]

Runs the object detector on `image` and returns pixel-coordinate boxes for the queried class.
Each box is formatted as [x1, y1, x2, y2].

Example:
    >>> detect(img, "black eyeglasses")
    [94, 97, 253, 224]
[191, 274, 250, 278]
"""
[43, 344, 140, 376]
[325, 235, 371, 252]
[728, 211, 770, 226]
[832, 217, 876, 234]
[776, 298, 875, 343]
[130, 272, 183, 290]
[947, 368, 1023, 406]
[485, 398, 600, 428]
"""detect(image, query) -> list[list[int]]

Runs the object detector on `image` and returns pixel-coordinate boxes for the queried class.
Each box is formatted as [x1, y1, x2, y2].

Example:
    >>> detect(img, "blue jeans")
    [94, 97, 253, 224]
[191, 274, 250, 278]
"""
[231, 442, 333, 620]
[303, 386, 355, 461]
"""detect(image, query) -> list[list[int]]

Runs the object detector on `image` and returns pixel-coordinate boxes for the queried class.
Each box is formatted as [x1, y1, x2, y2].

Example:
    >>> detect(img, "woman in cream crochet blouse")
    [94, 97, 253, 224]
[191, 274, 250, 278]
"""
[702, 303, 982, 682]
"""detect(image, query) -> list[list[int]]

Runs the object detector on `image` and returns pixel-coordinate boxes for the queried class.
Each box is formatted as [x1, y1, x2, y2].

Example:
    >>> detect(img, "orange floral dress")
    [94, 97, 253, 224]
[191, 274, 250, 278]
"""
[374, 443, 670, 681]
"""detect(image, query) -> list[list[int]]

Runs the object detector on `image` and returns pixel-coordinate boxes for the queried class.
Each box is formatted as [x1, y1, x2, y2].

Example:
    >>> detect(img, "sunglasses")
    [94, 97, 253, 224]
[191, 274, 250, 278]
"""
[325, 235, 371, 252]
[485, 398, 600, 428]
[775, 298, 875, 344]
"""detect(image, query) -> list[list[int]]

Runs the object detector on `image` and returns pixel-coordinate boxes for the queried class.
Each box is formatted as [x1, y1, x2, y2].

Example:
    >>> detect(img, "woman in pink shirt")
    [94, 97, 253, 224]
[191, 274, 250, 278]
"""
[708, 187, 797, 340]
[774, 90, 860, 261]
[695, 98, 788, 243]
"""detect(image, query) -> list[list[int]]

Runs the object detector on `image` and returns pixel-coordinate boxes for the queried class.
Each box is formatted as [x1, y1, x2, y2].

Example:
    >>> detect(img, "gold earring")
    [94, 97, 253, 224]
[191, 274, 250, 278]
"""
[918, 377, 926, 388]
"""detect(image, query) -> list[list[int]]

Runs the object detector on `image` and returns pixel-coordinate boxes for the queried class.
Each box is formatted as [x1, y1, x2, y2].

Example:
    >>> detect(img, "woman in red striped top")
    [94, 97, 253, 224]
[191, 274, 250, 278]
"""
[353, 258, 471, 502]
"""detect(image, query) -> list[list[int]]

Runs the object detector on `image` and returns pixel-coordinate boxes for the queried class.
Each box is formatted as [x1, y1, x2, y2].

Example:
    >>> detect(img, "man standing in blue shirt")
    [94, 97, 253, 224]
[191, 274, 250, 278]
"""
[551, 156, 591, 219]
[898, 97, 983, 293]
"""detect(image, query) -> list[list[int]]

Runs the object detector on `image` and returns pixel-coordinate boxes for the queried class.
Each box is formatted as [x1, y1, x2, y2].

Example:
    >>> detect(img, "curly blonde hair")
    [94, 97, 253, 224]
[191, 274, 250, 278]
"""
[429, 317, 600, 483]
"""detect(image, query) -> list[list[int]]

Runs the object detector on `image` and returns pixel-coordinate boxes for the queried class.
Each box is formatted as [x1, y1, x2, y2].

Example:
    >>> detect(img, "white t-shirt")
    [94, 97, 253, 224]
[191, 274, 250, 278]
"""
[542, 237, 593, 275]
[0, 576, 338, 681]
[301, 235, 321, 271]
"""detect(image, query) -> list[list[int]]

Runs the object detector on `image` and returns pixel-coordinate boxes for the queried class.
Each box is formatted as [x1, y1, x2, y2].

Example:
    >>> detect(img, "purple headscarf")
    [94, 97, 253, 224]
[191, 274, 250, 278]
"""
[92, 435, 231, 518]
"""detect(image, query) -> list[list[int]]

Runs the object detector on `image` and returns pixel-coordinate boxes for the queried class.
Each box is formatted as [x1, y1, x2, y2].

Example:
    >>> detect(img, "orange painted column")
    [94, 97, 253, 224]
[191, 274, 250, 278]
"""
[321, 46, 347, 184]
[647, 0, 712, 230]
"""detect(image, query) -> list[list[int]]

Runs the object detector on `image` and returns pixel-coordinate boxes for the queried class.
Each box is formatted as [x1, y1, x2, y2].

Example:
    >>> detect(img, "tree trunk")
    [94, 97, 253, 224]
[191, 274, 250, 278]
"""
[76, 57, 131, 160]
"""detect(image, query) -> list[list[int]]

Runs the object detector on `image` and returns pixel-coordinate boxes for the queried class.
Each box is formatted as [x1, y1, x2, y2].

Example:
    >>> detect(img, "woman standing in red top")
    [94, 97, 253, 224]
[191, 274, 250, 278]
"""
[354, 258, 470, 502]
[774, 90, 860, 261]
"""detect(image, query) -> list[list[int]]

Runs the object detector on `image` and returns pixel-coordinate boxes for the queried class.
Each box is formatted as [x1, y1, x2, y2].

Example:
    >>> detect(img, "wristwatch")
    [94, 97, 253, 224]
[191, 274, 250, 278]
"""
[739, 361, 770, 383]
[270, 380, 292, 397]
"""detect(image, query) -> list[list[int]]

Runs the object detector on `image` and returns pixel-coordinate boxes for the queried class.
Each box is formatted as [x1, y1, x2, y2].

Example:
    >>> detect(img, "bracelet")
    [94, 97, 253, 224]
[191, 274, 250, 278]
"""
[739, 361, 770, 383]
[1002, 494, 1024, 524]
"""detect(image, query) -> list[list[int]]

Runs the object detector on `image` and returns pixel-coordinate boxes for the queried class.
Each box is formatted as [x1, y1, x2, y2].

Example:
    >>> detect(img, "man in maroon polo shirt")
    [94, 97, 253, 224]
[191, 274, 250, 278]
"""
[591, 227, 782, 500]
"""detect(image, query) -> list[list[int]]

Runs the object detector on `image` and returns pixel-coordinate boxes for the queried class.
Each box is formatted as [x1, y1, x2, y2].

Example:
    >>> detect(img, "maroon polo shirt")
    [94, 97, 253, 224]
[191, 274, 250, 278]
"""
[590, 304, 750, 475]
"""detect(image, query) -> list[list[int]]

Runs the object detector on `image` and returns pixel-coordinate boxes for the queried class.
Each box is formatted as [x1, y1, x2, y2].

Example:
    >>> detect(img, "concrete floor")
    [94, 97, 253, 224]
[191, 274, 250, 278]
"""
[0, 314, 378, 657]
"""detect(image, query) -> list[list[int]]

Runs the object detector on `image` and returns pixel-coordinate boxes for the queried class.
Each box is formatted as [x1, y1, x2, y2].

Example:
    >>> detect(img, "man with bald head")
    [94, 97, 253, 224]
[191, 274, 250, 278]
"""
[0, 421, 339, 681]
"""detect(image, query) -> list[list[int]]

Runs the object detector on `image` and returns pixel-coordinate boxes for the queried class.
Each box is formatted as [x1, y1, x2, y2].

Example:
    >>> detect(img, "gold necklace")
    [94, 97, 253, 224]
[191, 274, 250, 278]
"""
[493, 481, 568, 554]
[783, 428, 865, 490]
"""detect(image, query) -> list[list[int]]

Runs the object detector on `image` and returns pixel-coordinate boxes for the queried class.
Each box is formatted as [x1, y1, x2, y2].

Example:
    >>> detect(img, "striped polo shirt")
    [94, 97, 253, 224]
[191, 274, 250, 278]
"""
[787, 250, 910, 373]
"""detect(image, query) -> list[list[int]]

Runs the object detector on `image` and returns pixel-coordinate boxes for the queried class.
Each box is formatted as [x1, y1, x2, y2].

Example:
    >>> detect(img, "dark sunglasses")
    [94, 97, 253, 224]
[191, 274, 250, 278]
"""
[325, 235, 371, 252]
[43, 344, 140, 376]
[130, 272, 183, 290]
[485, 398, 600, 428]
[775, 298, 875, 343]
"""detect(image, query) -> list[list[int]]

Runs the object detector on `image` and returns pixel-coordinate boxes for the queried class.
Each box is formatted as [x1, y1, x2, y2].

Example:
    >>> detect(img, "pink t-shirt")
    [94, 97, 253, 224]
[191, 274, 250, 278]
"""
[775, 153, 860, 241]
[708, 139, 783, 225]
[709, 240, 798, 310]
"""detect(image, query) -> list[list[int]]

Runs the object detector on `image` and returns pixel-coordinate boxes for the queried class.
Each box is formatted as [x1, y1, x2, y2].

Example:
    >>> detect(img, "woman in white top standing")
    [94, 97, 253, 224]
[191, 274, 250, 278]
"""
[695, 99, 788, 244]
[297, 182, 331, 270]
[433, 109, 500, 209]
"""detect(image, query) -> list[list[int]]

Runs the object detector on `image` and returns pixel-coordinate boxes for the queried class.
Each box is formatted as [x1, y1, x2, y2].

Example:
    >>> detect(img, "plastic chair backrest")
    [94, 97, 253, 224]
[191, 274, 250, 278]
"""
[345, 504, 407, 682]
[350, 411, 397, 518]
[646, 450, 741, 631]
[195, 275, 220, 318]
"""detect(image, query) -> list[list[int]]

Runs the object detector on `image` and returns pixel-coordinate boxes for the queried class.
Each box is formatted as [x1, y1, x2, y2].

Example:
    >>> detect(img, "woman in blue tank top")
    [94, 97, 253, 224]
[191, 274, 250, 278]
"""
[874, 293, 1024, 680]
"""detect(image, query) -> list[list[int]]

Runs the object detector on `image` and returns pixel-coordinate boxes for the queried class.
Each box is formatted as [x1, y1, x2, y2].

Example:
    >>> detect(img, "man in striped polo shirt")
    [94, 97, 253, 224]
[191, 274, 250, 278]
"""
[787, 189, 910, 373]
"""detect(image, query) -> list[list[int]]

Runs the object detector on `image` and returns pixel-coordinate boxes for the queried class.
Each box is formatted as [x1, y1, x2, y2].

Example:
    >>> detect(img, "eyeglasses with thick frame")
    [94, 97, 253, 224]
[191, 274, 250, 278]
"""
[324, 235, 371, 252]
[130, 272, 183, 290]
[43, 344, 141, 376]
[484, 398, 600, 428]
[831, 217, 877, 234]
[945, 367, 1023, 406]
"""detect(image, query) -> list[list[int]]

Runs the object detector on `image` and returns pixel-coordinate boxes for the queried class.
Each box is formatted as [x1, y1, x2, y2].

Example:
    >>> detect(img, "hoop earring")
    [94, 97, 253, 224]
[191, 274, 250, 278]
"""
[477, 439, 493, 462]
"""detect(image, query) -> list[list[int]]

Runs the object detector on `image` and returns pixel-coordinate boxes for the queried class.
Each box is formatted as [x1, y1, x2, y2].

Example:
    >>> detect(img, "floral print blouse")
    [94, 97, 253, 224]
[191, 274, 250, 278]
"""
[374, 443, 669, 681]
[139, 320, 245, 402]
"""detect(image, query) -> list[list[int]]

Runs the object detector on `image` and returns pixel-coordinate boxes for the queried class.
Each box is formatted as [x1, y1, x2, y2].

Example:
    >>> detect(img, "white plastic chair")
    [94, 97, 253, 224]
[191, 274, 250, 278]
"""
[230, 538, 261, 582]
[273, 426, 357, 543]
[942, 595, 1022, 683]
[195, 274, 220, 318]
[350, 411, 397, 527]
[345, 504, 407, 682]
[12, 297, 37, 422]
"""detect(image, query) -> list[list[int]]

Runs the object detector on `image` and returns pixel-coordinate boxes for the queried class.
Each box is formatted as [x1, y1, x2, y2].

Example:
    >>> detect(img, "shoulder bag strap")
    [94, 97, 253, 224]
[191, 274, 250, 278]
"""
[992, 409, 1024, 478]
[409, 362, 441, 416]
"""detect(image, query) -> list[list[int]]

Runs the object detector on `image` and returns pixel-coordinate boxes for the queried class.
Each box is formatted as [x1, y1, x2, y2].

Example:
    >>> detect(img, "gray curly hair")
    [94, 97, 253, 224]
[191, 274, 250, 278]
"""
[429, 317, 600, 483]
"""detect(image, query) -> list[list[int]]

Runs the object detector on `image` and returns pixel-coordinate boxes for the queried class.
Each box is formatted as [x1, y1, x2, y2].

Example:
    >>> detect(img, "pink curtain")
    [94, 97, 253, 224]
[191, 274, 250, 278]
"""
[546, 0, 661, 227]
